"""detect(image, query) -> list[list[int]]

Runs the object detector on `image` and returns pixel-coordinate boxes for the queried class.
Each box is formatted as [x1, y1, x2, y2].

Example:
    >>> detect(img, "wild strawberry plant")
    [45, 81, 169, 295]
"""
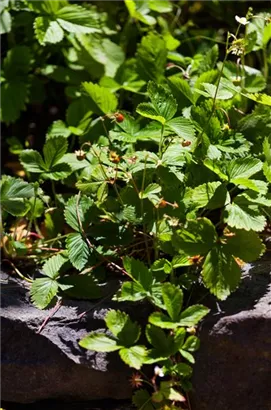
[1, 1, 271, 409]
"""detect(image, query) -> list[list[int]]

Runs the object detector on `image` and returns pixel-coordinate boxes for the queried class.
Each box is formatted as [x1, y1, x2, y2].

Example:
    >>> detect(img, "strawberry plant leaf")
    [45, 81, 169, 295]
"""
[224, 200, 266, 232]
[82, 81, 118, 115]
[66, 232, 90, 271]
[115, 281, 147, 302]
[123, 257, 152, 291]
[162, 283, 183, 321]
[64, 195, 93, 232]
[182, 336, 200, 352]
[30, 277, 59, 309]
[55, 5, 101, 34]
[148, 312, 178, 329]
[227, 158, 262, 180]
[224, 229, 265, 262]
[34, 17, 64, 45]
[119, 345, 147, 370]
[132, 389, 155, 410]
[178, 305, 210, 326]
[202, 246, 241, 300]
[79, 333, 121, 352]
[173, 218, 217, 256]
[59, 274, 101, 299]
[42, 252, 70, 279]
[105, 310, 141, 346]
[0, 176, 34, 216]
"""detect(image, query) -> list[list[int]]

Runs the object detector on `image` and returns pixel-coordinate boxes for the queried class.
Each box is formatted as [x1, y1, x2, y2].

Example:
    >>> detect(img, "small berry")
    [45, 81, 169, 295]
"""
[182, 140, 191, 147]
[115, 112, 124, 122]
[75, 149, 86, 161]
[109, 151, 121, 163]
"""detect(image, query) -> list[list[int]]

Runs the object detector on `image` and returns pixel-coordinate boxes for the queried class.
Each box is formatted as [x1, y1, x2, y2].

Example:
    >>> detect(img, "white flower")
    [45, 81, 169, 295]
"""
[235, 15, 249, 25]
[154, 366, 165, 377]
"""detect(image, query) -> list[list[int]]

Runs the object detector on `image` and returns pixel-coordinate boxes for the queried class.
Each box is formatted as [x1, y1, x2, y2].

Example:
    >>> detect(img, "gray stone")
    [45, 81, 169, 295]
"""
[191, 256, 271, 410]
[1, 271, 144, 404]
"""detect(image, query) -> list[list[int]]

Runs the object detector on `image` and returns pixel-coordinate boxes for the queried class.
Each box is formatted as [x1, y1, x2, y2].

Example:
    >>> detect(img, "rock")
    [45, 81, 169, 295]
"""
[191, 256, 271, 410]
[1, 270, 146, 404]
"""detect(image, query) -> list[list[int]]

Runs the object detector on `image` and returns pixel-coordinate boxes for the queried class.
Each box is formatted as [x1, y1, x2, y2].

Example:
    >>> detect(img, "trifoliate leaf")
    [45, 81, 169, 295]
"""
[30, 277, 59, 309]
[145, 325, 172, 355]
[148, 81, 177, 121]
[173, 218, 217, 256]
[79, 333, 121, 352]
[20, 150, 45, 173]
[191, 182, 226, 209]
[82, 82, 118, 115]
[202, 246, 241, 300]
[66, 232, 90, 271]
[148, 312, 178, 329]
[119, 345, 147, 370]
[105, 310, 141, 346]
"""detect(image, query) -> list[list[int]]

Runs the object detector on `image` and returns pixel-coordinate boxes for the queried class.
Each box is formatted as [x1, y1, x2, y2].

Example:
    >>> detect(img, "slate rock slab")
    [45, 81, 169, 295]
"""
[1, 271, 142, 404]
[191, 256, 271, 410]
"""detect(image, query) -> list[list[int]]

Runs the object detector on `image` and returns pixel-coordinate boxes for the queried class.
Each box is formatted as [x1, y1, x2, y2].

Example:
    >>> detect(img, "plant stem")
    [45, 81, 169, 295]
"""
[159, 124, 165, 159]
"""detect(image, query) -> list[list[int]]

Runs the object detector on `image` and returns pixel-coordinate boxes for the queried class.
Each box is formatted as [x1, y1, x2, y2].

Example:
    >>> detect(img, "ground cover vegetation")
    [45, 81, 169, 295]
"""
[1, 1, 271, 408]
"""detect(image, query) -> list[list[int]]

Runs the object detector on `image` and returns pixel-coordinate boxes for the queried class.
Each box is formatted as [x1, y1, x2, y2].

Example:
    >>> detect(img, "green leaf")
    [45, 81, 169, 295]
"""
[139, 183, 161, 199]
[179, 305, 210, 326]
[43, 136, 68, 170]
[162, 283, 183, 321]
[0, 176, 34, 216]
[132, 389, 155, 410]
[224, 200, 266, 232]
[227, 158, 262, 180]
[243, 92, 271, 107]
[64, 195, 93, 232]
[82, 82, 118, 115]
[145, 324, 171, 355]
[0, 10, 11, 34]
[56, 5, 100, 34]
[173, 218, 217, 256]
[179, 349, 195, 364]
[173, 362, 193, 377]
[224, 229, 265, 262]
[159, 381, 186, 402]
[3, 46, 31, 79]
[202, 246, 241, 300]
[136, 103, 165, 124]
[30, 277, 58, 309]
[182, 336, 200, 352]
[148, 81, 177, 121]
[0, 81, 29, 124]
[115, 281, 147, 302]
[148, 312, 177, 329]
[166, 117, 196, 141]
[119, 345, 147, 370]
[59, 275, 101, 299]
[123, 257, 152, 291]
[42, 252, 69, 279]
[79, 333, 121, 352]
[47, 120, 71, 138]
[20, 150, 45, 173]
[201, 82, 233, 100]
[105, 310, 141, 346]
[263, 22, 271, 47]
[66, 232, 90, 271]
[168, 76, 195, 105]
[263, 137, 271, 164]
[125, 0, 156, 26]
[34, 16, 64, 45]
[137, 32, 167, 82]
[192, 182, 229, 210]
[149, 0, 172, 13]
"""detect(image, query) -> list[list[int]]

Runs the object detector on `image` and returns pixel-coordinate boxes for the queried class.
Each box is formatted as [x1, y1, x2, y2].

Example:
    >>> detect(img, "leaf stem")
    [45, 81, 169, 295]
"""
[159, 124, 165, 159]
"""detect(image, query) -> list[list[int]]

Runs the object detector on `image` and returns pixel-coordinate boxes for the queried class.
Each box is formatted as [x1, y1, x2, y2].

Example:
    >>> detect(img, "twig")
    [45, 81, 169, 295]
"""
[36, 299, 62, 334]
